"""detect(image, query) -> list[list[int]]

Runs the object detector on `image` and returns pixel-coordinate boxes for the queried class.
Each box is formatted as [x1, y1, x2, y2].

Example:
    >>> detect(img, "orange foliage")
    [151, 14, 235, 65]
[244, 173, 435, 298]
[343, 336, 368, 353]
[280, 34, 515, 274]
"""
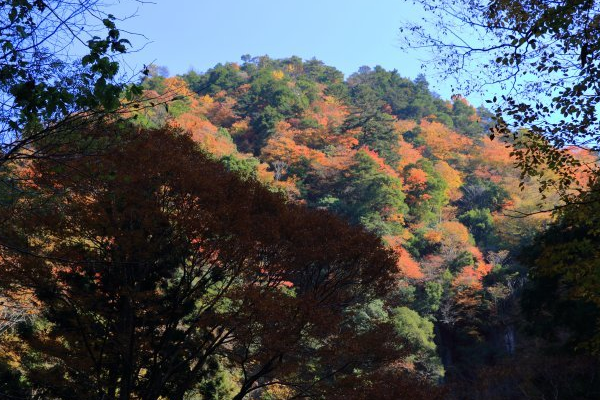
[454, 261, 492, 288]
[453, 245, 493, 288]
[169, 114, 236, 157]
[361, 147, 399, 178]
[262, 119, 358, 191]
[453, 267, 482, 289]
[451, 94, 471, 106]
[256, 161, 275, 182]
[405, 168, 428, 190]
[397, 247, 423, 279]
[230, 118, 250, 136]
[309, 96, 349, 128]
[438, 221, 471, 246]
[435, 161, 463, 201]
[423, 230, 443, 244]
[419, 120, 472, 160]
[163, 77, 203, 111]
[206, 96, 238, 127]
[395, 119, 418, 134]
[566, 146, 598, 187]
[385, 236, 423, 279]
[397, 138, 423, 169]
[262, 121, 320, 164]
[477, 138, 514, 171]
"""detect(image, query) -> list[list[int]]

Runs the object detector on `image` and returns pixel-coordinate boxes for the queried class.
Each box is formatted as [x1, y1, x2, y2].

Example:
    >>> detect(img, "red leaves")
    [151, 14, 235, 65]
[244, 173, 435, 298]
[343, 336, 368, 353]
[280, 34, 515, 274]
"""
[3, 124, 400, 397]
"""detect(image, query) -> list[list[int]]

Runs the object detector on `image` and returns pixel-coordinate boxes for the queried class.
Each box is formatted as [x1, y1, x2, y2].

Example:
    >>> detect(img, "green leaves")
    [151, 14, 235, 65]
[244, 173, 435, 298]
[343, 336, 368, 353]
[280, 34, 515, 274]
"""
[0, 1, 135, 166]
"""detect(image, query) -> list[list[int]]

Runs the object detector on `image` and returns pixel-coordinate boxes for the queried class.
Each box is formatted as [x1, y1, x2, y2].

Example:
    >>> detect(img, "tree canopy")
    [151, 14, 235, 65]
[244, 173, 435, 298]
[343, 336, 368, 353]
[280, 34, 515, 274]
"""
[0, 0, 141, 168]
[402, 0, 600, 201]
[0, 123, 425, 399]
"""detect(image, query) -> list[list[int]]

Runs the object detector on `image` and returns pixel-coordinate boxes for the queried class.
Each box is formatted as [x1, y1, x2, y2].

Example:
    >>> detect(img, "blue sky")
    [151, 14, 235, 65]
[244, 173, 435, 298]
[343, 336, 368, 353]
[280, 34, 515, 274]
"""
[112, 0, 475, 102]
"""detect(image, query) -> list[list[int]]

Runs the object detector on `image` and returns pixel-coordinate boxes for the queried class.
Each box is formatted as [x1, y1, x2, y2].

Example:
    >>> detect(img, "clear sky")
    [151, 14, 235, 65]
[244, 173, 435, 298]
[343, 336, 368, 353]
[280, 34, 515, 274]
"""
[111, 0, 475, 102]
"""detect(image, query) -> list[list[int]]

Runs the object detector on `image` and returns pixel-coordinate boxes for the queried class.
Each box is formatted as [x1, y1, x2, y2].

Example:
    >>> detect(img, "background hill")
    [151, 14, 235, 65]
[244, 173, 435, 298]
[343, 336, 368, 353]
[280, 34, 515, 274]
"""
[133, 56, 561, 387]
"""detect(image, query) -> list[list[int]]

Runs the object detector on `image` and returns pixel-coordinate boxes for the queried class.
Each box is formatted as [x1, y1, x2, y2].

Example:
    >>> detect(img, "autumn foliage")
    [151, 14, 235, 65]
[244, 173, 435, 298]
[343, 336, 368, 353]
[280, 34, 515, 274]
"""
[0, 55, 586, 397]
[0, 124, 417, 399]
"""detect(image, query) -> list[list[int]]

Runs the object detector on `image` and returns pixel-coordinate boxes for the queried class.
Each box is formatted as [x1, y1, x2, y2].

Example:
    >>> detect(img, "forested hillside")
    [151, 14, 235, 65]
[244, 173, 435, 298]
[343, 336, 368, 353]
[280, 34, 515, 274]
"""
[2, 47, 599, 398]
[4, 0, 600, 398]
[116, 56, 596, 398]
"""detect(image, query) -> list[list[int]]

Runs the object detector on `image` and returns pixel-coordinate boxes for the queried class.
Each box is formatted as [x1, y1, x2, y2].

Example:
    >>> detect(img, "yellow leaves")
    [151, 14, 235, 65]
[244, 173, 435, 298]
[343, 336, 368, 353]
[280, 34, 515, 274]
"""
[263, 383, 295, 399]
[272, 69, 285, 80]
[199, 94, 214, 106]
[162, 77, 196, 100]
[438, 221, 472, 246]
[395, 119, 418, 134]
[435, 161, 463, 201]
[419, 120, 472, 160]
[423, 230, 443, 243]
[387, 212, 405, 224]
[230, 118, 250, 136]
[384, 236, 423, 279]
[256, 161, 275, 182]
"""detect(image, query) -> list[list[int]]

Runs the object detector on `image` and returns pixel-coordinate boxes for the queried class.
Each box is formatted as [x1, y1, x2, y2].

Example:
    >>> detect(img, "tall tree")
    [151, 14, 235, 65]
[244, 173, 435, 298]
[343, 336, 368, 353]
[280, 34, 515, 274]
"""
[0, 0, 141, 168]
[402, 0, 600, 201]
[343, 85, 400, 166]
[0, 124, 405, 399]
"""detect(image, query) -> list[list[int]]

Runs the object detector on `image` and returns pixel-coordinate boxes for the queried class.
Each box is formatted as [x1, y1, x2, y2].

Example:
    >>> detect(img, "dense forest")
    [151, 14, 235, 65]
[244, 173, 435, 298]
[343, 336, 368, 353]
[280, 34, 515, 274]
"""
[1, 1, 600, 399]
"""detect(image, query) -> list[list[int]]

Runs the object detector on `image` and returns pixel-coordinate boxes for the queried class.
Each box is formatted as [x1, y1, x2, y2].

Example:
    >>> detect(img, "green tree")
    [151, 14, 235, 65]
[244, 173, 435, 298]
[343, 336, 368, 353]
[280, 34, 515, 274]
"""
[403, 0, 600, 201]
[404, 160, 448, 224]
[182, 63, 247, 95]
[236, 68, 309, 152]
[522, 182, 600, 353]
[458, 208, 495, 247]
[392, 306, 444, 380]
[457, 176, 509, 213]
[0, 0, 140, 167]
[0, 124, 402, 399]
[343, 84, 401, 166]
[334, 149, 408, 236]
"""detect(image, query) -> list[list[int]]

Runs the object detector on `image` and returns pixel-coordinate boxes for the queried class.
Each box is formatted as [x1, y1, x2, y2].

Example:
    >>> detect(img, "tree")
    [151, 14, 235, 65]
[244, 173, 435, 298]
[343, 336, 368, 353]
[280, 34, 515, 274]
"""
[181, 63, 246, 96]
[457, 176, 509, 213]
[236, 68, 309, 152]
[402, 0, 600, 201]
[522, 180, 600, 354]
[0, 124, 403, 399]
[458, 208, 495, 248]
[343, 84, 401, 166]
[391, 306, 445, 380]
[334, 149, 408, 236]
[0, 0, 141, 167]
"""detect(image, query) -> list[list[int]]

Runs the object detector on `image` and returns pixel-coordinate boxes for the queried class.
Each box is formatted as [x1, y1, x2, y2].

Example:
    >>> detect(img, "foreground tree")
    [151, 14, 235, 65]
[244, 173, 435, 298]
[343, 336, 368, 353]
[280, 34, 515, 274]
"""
[0, 0, 141, 167]
[0, 124, 423, 399]
[402, 0, 600, 200]
[522, 176, 600, 353]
